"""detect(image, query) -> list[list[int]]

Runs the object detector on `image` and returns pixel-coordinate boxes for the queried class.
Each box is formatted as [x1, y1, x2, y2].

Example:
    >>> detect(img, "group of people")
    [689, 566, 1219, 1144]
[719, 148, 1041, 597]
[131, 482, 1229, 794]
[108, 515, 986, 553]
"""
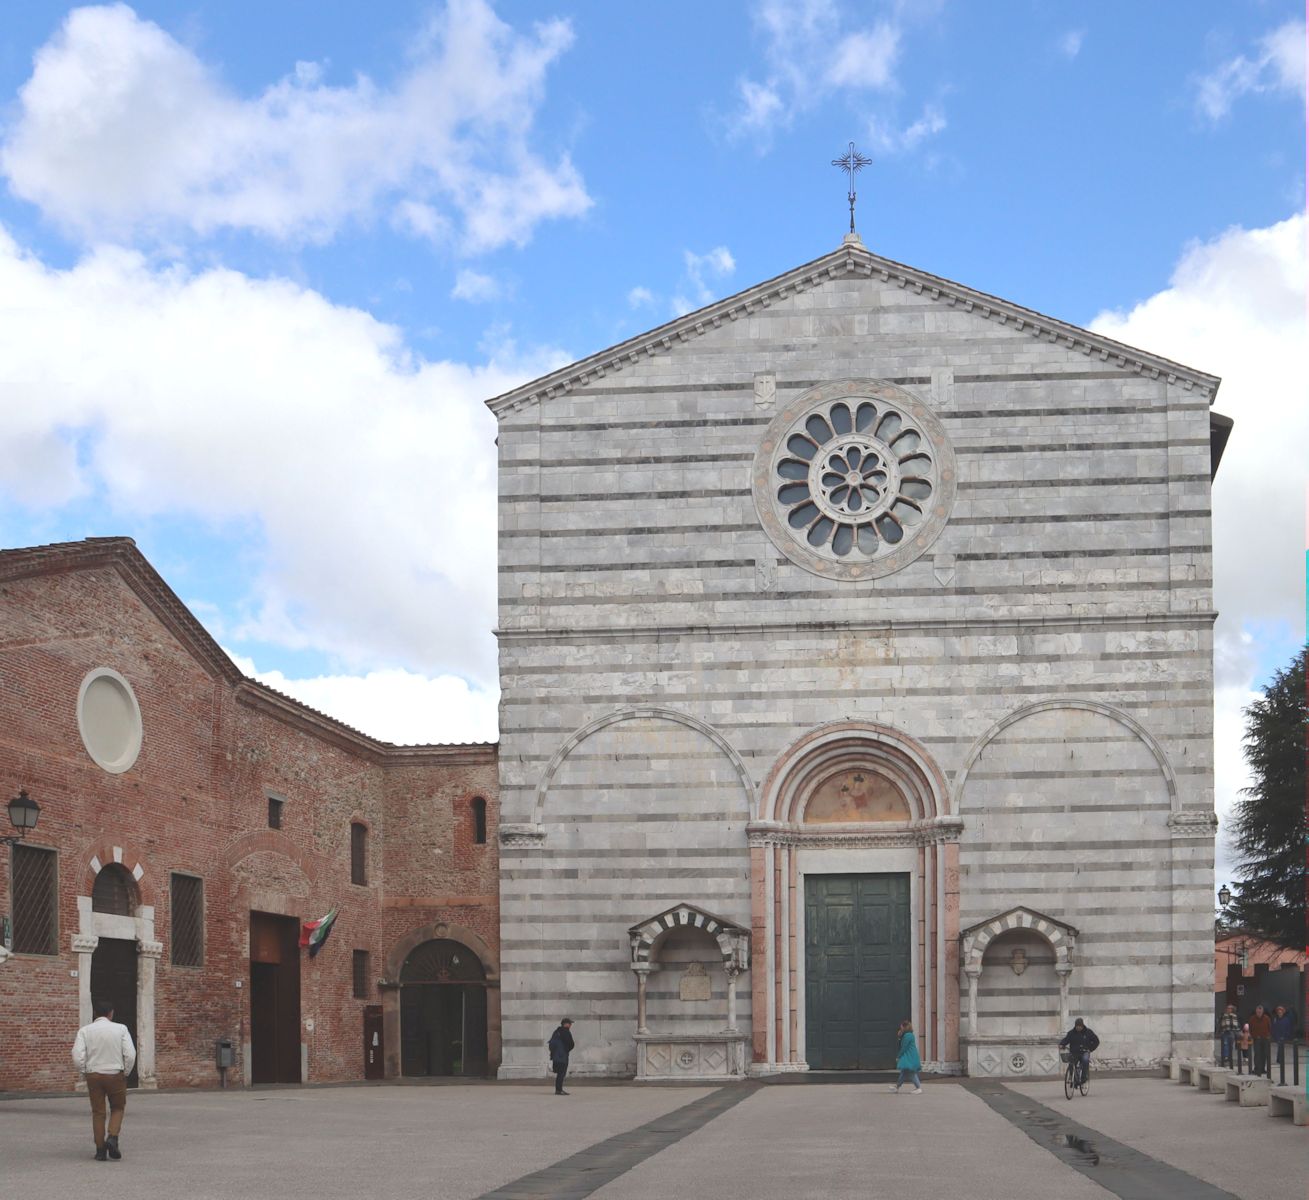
[1218, 1002, 1297, 1075]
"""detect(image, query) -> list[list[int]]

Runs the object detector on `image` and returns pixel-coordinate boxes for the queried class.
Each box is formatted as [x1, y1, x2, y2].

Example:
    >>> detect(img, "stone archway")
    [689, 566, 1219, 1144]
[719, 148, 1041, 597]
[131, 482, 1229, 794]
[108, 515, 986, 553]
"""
[397, 939, 489, 1077]
[73, 843, 162, 1090]
[384, 923, 500, 1079]
[749, 721, 963, 1073]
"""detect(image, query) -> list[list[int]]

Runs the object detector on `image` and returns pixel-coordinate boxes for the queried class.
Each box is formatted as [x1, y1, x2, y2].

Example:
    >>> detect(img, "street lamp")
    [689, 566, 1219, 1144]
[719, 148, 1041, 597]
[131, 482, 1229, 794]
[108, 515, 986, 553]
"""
[1218, 883, 1232, 909]
[2, 790, 40, 846]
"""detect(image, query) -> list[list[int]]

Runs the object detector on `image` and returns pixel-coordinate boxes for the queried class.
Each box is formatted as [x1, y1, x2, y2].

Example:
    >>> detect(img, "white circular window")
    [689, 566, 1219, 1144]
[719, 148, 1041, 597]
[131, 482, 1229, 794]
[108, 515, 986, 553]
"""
[77, 668, 143, 774]
[752, 379, 956, 581]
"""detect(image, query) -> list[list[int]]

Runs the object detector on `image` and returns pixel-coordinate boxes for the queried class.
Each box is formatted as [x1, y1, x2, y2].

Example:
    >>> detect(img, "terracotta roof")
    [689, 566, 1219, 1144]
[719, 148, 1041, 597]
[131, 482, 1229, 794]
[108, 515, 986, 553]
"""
[0, 537, 496, 761]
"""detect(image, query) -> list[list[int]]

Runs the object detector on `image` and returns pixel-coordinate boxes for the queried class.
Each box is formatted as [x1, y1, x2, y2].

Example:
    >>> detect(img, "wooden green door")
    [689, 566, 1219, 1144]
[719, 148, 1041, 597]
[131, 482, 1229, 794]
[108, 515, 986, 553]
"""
[805, 873, 911, 1070]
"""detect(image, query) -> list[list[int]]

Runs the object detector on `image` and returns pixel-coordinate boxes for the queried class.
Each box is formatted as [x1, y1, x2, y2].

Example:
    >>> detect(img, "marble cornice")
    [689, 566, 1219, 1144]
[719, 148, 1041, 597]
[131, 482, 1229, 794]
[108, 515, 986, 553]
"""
[485, 243, 1221, 418]
[747, 816, 963, 849]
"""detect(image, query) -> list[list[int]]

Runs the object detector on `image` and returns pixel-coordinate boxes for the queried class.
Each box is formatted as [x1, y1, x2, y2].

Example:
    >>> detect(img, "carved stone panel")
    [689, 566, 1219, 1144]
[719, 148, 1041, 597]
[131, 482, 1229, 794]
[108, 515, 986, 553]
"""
[679, 961, 711, 1002]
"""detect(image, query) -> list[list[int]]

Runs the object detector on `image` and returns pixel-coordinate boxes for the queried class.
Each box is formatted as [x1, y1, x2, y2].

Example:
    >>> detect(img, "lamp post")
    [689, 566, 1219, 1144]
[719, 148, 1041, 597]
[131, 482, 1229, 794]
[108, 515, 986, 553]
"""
[2, 789, 40, 846]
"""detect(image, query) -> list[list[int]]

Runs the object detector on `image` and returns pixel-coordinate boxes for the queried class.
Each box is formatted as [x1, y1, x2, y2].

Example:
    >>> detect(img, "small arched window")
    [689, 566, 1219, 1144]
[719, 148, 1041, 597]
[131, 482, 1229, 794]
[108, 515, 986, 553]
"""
[92, 864, 135, 915]
[472, 797, 487, 845]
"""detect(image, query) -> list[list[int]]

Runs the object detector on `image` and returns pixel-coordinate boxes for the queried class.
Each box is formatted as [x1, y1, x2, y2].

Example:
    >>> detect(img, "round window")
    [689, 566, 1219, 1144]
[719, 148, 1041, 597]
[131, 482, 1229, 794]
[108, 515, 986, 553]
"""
[77, 668, 144, 774]
[752, 380, 956, 581]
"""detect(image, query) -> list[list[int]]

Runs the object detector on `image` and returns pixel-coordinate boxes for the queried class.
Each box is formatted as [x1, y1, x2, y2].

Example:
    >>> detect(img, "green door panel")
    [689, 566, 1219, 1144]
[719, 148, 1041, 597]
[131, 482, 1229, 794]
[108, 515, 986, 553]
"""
[805, 873, 911, 1070]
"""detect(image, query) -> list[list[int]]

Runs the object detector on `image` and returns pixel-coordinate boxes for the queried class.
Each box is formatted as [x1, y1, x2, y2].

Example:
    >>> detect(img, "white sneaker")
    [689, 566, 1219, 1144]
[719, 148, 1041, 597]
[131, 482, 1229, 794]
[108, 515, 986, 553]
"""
[887, 1085, 899, 1092]
[911, 1087, 923, 1094]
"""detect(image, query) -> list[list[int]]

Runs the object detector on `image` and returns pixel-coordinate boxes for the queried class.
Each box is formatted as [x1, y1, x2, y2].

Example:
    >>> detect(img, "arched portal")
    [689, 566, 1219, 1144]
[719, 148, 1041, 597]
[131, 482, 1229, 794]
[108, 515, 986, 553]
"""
[89, 862, 143, 1088]
[399, 939, 489, 1077]
[750, 721, 962, 1073]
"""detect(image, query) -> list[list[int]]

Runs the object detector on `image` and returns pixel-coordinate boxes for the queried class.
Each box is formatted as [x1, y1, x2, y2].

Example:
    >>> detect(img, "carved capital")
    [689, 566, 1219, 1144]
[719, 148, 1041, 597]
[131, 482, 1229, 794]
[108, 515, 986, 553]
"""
[1167, 809, 1218, 838]
[136, 939, 164, 960]
[498, 823, 546, 849]
[0, 944, 11, 967]
[963, 964, 982, 979]
[72, 934, 100, 954]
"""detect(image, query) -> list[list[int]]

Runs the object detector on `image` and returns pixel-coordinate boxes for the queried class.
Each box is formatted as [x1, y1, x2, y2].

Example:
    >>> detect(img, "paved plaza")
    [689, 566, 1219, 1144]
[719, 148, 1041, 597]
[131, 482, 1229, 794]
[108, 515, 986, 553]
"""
[0, 1075, 1302, 1199]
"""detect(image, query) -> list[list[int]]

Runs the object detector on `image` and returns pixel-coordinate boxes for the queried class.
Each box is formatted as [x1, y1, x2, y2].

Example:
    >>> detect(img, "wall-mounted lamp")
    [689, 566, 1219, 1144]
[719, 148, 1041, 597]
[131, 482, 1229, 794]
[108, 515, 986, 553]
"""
[2, 790, 40, 847]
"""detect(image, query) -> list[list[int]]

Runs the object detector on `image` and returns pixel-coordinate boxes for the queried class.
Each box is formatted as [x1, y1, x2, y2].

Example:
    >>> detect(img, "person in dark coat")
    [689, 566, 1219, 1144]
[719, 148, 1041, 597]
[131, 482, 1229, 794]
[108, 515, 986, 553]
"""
[1271, 1005, 1294, 1077]
[1248, 1005, 1272, 1077]
[548, 1018, 575, 1095]
[1058, 1018, 1100, 1087]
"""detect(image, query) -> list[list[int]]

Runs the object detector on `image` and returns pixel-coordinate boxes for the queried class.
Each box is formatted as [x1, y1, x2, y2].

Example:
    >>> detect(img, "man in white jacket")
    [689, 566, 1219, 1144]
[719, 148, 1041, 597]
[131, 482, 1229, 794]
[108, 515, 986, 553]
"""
[72, 999, 136, 1161]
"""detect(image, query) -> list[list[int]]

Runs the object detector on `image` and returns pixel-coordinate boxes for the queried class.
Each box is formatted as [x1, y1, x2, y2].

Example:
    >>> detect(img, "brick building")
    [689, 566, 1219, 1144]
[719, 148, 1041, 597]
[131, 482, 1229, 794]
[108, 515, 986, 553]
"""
[0, 537, 499, 1093]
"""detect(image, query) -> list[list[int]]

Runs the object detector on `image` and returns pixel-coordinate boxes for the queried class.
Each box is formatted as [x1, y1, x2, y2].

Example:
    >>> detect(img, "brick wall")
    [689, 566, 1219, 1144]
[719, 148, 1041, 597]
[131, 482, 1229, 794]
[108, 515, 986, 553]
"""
[0, 542, 498, 1092]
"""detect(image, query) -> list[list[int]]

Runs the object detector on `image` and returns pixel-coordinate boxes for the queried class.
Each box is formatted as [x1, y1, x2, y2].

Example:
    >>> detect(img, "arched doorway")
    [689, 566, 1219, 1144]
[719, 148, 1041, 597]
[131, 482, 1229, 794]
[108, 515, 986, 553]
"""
[90, 864, 140, 1087]
[399, 939, 488, 1076]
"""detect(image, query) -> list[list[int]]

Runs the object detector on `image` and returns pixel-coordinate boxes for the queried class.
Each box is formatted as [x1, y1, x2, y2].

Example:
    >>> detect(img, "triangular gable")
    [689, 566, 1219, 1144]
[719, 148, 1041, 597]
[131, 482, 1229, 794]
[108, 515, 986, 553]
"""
[486, 236, 1222, 418]
[0, 537, 496, 760]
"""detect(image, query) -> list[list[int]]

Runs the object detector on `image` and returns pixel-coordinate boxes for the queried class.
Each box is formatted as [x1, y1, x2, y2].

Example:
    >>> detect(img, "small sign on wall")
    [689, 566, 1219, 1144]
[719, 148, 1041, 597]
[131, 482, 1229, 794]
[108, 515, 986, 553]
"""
[680, 962, 711, 1002]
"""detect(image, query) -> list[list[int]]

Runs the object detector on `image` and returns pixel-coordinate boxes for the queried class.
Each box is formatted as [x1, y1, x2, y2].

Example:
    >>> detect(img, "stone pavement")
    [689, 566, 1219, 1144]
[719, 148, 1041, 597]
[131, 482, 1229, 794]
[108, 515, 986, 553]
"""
[0, 1077, 1301, 1199]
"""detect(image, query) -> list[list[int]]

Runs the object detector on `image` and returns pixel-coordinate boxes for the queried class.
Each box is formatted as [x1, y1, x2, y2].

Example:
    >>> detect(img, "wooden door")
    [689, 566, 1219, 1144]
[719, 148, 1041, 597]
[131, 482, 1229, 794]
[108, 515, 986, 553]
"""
[805, 873, 910, 1069]
[90, 937, 139, 1088]
[249, 913, 301, 1083]
[363, 1006, 384, 1079]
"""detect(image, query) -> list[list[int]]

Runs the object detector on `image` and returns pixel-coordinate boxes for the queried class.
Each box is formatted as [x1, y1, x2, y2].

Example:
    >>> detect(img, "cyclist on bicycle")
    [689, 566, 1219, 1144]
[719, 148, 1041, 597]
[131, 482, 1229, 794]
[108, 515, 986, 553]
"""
[1059, 1018, 1100, 1086]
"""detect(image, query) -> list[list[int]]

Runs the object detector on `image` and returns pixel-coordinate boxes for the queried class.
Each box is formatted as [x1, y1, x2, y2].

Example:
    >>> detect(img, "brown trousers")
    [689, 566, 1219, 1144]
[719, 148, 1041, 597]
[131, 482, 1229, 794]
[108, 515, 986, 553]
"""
[86, 1072, 127, 1146]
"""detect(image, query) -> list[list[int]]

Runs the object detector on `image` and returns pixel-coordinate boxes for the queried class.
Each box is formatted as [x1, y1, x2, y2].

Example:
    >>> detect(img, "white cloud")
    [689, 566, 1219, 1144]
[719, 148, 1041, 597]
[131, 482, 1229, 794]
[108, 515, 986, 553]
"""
[729, 2, 928, 147]
[1195, 19, 1307, 120]
[452, 269, 501, 302]
[225, 650, 498, 744]
[672, 246, 736, 316]
[868, 104, 946, 154]
[1090, 212, 1308, 844]
[1058, 30, 1085, 59]
[627, 286, 655, 309]
[0, 224, 570, 687]
[1, 1, 591, 252]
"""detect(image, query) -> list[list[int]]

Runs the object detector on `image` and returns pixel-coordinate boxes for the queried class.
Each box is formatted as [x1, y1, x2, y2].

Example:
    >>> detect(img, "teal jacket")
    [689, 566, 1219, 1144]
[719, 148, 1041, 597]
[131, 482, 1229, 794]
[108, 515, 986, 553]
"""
[896, 1030, 921, 1071]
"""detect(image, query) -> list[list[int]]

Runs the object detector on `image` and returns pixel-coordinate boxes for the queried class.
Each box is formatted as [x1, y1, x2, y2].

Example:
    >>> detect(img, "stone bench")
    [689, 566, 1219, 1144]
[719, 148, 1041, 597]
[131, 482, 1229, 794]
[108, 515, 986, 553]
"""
[1176, 1059, 1204, 1087]
[1267, 1086, 1308, 1125]
[1195, 1065, 1229, 1093]
[1225, 1075, 1271, 1107]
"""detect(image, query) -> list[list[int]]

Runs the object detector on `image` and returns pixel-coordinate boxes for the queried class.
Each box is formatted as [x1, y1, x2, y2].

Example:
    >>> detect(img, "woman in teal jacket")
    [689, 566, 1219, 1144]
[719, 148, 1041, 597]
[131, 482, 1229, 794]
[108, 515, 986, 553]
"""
[889, 1019, 922, 1094]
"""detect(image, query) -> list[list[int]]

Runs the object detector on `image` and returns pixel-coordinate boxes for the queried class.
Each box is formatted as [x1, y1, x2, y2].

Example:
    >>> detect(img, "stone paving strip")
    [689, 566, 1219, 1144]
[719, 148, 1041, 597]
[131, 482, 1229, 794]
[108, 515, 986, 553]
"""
[968, 1080, 1240, 1199]
[477, 1081, 760, 1199]
[1003, 1075, 1306, 1199]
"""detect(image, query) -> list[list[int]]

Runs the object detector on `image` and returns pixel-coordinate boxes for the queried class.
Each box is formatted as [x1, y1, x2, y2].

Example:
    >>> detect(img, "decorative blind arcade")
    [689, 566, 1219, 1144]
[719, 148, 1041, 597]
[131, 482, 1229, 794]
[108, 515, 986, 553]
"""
[11, 844, 57, 955]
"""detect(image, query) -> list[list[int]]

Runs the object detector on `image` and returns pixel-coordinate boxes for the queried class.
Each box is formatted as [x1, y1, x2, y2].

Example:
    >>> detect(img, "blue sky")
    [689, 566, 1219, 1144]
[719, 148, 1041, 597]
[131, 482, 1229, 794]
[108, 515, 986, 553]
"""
[0, 3, 1304, 875]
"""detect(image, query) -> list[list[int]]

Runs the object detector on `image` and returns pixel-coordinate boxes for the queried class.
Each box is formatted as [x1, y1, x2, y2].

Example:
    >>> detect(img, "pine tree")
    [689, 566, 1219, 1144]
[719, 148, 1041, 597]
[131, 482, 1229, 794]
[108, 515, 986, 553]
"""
[1225, 645, 1307, 950]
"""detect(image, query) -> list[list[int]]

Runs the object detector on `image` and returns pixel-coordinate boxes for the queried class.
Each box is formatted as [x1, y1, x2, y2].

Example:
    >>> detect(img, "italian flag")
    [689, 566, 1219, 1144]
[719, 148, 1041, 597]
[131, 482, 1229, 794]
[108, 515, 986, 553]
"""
[299, 907, 338, 957]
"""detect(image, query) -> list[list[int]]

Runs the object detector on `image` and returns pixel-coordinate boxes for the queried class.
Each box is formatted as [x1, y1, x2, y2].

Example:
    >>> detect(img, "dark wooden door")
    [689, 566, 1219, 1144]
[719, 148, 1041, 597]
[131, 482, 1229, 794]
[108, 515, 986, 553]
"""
[400, 984, 488, 1076]
[90, 937, 139, 1088]
[249, 913, 301, 1084]
[805, 873, 910, 1070]
[363, 1006, 384, 1079]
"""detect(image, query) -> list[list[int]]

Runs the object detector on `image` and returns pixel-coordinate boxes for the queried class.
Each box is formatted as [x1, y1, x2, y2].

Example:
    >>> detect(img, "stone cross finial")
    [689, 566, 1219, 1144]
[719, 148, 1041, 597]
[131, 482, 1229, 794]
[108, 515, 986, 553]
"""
[831, 141, 872, 235]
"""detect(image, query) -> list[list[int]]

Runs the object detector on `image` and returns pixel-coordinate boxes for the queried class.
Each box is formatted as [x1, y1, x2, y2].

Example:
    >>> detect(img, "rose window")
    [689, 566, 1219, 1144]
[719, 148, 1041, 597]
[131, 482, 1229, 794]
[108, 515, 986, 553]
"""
[753, 382, 956, 581]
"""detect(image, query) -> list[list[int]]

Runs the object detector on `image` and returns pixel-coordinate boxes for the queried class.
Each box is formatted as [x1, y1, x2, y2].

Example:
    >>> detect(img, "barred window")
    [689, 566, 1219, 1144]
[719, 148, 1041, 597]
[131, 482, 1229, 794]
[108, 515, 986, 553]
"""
[92, 863, 134, 915]
[472, 797, 487, 845]
[268, 796, 284, 829]
[350, 822, 367, 886]
[170, 873, 204, 967]
[353, 949, 369, 999]
[11, 844, 57, 955]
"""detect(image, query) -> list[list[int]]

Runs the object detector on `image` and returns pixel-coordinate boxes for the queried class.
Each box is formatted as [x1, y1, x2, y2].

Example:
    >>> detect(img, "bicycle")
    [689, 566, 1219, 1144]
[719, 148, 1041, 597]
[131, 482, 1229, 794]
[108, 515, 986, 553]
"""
[1061, 1048, 1089, 1098]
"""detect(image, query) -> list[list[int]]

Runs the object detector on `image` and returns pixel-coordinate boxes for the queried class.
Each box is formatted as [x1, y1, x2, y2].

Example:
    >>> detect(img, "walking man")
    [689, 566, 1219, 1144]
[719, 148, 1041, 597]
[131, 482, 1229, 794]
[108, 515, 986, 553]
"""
[72, 999, 136, 1161]
[548, 1017, 574, 1095]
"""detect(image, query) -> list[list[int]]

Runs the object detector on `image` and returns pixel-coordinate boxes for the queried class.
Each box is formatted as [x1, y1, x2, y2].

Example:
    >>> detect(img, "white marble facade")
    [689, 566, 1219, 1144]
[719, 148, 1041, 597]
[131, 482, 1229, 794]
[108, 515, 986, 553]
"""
[488, 237, 1223, 1078]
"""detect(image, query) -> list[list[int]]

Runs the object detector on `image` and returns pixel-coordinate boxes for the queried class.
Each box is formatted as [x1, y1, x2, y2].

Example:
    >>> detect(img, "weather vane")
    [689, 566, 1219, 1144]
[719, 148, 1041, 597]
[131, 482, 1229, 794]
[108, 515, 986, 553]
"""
[831, 141, 872, 235]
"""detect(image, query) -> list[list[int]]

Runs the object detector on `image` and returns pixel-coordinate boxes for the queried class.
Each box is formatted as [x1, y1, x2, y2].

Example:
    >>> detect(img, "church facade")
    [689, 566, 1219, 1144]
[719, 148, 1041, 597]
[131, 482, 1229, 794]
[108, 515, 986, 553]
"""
[490, 236, 1227, 1080]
